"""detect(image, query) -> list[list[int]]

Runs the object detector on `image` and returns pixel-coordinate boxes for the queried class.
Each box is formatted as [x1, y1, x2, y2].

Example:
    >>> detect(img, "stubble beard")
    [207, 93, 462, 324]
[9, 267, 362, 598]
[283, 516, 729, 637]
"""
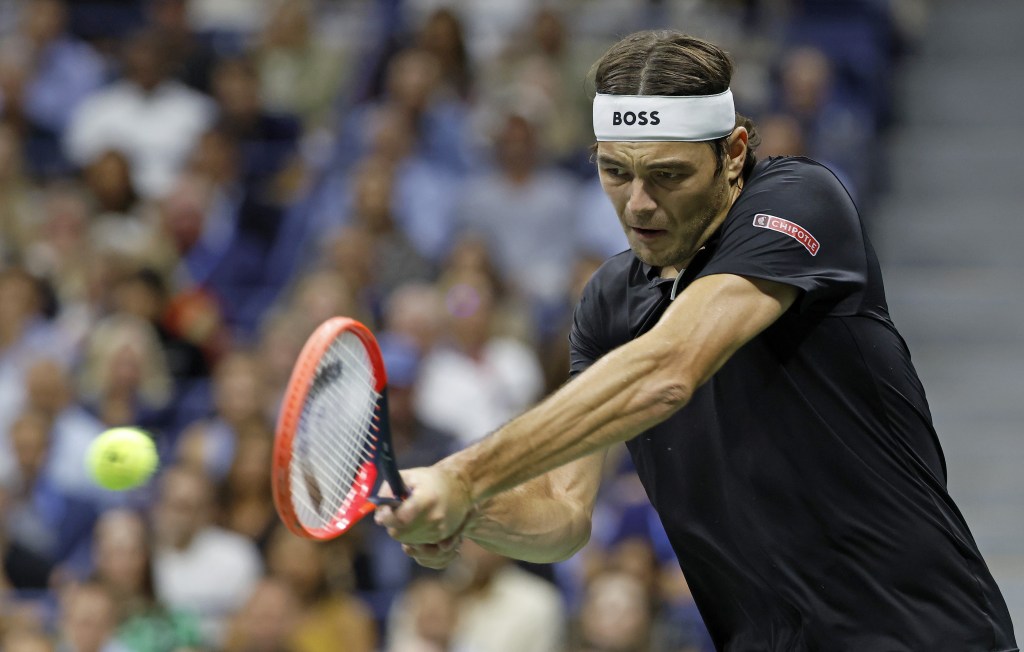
[632, 175, 731, 269]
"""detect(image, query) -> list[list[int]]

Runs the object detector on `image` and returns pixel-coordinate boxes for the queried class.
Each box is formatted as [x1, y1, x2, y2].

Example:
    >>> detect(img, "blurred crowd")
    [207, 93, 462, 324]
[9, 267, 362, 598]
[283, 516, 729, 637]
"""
[0, 0, 925, 650]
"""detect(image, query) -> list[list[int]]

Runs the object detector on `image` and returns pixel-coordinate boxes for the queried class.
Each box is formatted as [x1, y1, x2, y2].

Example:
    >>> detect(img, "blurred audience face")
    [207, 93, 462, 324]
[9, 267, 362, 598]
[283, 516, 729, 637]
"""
[266, 526, 326, 602]
[290, 267, 361, 330]
[24, 359, 72, 415]
[756, 113, 807, 157]
[212, 351, 265, 425]
[367, 104, 416, 163]
[386, 49, 443, 114]
[383, 282, 444, 355]
[9, 409, 51, 484]
[226, 578, 301, 652]
[449, 540, 508, 591]
[579, 570, 652, 652]
[59, 583, 119, 652]
[780, 46, 832, 117]
[227, 430, 272, 494]
[256, 311, 306, 397]
[84, 151, 136, 214]
[404, 577, 458, 648]
[607, 537, 659, 596]
[417, 9, 466, 70]
[42, 186, 90, 257]
[495, 114, 538, 178]
[94, 509, 150, 599]
[212, 58, 262, 121]
[532, 8, 566, 57]
[154, 465, 214, 549]
[262, 0, 311, 49]
[190, 129, 240, 186]
[442, 270, 497, 353]
[352, 158, 396, 232]
[0, 269, 42, 339]
[21, 0, 66, 45]
[112, 270, 166, 323]
[159, 173, 211, 252]
[123, 32, 170, 91]
[325, 227, 375, 296]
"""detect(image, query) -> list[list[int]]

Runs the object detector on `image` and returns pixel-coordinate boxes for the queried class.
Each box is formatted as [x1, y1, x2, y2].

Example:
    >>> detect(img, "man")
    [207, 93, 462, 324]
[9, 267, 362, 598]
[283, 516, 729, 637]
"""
[377, 31, 1018, 651]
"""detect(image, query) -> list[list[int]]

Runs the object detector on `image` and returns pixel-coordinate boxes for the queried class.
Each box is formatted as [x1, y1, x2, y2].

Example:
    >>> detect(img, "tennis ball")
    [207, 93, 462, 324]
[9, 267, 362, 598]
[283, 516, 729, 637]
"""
[87, 427, 159, 491]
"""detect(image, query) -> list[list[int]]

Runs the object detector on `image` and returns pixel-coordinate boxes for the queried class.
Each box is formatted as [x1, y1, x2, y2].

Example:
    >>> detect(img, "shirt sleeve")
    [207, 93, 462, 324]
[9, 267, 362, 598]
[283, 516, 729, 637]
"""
[568, 268, 616, 378]
[695, 158, 868, 315]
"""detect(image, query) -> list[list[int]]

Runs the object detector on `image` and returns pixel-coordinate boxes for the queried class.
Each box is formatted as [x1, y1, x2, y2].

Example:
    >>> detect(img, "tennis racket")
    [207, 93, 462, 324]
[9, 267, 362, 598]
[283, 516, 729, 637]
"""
[273, 317, 409, 540]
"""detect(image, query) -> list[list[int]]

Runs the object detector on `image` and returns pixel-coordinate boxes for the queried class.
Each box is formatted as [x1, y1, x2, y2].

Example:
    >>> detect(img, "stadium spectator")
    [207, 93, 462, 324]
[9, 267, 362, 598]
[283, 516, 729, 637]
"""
[221, 577, 301, 652]
[64, 30, 215, 199]
[77, 314, 173, 432]
[175, 350, 269, 482]
[91, 509, 203, 652]
[1, 408, 97, 589]
[572, 569, 652, 652]
[216, 422, 275, 550]
[209, 56, 300, 189]
[455, 110, 579, 312]
[55, 580, 130, 652]
[151, 464, 262, 647]
[384, 576, 459, 652]
[0, 0, 106, 177]
[264, 525, 378, 652]
[255, 0, 349, 130]
[329, 156, 434, 298]
[414, 268, 544, 446]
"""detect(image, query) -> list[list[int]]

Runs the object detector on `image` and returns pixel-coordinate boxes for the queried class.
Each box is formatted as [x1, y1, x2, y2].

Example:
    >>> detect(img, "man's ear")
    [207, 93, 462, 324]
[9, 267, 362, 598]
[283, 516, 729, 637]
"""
[726, 126, 748, 184]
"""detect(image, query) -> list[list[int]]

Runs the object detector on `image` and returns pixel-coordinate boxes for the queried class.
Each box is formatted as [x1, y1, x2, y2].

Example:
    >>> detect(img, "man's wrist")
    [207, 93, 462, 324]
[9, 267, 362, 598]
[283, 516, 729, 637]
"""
[438, 455, 477, 512]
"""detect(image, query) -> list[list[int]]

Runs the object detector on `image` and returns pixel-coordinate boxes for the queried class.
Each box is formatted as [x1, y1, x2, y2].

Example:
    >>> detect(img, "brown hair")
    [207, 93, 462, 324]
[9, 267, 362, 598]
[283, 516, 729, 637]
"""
[591, 31, 760, 181]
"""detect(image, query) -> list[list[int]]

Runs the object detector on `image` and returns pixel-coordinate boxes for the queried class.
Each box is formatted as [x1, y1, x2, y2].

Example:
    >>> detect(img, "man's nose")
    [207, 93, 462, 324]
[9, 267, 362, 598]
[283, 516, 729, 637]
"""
[626, 178, 657, 216]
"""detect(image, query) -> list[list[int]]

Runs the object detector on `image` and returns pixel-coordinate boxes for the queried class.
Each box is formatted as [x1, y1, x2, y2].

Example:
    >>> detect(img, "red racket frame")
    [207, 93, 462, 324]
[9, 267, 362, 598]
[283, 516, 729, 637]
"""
[272, 317, 398, 540]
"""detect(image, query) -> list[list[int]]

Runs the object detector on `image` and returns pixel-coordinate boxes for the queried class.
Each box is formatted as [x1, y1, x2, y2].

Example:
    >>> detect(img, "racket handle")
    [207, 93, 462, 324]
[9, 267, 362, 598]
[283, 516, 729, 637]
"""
[369, 495, 404, 508]
[376, 390, 411, 501]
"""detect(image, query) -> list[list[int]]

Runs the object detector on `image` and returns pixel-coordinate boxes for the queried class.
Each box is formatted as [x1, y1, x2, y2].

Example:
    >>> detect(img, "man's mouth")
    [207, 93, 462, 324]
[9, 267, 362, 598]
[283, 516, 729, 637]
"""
[632, 226, 666, 238]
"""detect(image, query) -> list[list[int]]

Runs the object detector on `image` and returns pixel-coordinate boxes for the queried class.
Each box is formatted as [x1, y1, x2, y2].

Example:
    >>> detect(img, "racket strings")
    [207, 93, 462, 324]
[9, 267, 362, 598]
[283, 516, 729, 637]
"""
[290, 332, 381, 529]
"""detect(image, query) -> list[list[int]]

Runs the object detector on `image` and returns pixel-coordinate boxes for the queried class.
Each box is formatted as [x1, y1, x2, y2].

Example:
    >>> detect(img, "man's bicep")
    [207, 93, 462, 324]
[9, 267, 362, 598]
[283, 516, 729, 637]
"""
[649, 273, 798, 390]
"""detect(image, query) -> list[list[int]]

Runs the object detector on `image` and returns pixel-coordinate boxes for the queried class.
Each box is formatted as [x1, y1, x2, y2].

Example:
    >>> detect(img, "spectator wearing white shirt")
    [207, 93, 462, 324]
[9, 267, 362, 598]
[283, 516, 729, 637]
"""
[415, 268, 544, 447]
[64, 30, 215, 199]
[151, 464, 262, 648]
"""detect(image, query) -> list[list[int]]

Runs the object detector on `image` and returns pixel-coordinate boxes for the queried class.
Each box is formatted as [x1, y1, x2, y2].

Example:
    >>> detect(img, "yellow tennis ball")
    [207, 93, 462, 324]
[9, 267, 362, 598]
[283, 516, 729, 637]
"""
[87, 427, 159, 491]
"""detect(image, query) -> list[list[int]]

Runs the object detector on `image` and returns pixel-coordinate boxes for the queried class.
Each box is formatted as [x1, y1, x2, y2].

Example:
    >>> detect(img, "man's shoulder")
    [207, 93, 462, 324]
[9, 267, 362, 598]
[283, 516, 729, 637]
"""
[747, 156, 855, 201]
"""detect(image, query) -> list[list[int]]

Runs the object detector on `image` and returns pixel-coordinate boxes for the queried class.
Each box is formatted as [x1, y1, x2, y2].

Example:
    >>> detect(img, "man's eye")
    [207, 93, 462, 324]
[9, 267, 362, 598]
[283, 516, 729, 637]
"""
[655, 171, 683, 181]
[603, 167, 627, 178]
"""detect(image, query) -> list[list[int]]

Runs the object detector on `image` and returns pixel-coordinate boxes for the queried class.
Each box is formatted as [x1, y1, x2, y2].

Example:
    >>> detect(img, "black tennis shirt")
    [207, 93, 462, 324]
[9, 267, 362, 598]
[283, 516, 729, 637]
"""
[569, 157, 1017, 651]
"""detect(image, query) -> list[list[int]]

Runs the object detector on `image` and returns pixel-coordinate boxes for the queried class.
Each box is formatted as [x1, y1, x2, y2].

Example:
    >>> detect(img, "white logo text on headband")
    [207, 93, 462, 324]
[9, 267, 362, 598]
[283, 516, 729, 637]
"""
[593, 89, 735, 142]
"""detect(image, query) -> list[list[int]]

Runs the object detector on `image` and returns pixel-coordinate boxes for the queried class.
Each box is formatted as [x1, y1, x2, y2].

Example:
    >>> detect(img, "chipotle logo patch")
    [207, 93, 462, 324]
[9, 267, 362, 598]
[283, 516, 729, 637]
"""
[752, 214, 820, 256]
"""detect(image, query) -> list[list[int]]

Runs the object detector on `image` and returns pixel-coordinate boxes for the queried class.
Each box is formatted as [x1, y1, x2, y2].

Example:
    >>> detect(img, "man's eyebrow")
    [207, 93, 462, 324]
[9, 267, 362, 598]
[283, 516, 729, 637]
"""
[596, 155, 625, 167]
[645, 159, 698, 172]
[596, 155, 698, 173]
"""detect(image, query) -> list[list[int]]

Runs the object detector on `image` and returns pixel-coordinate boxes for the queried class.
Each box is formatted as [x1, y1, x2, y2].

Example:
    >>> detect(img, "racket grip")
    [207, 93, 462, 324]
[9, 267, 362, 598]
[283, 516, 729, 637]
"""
[369, 495, 404, 508]
[376, 390, 411, 502]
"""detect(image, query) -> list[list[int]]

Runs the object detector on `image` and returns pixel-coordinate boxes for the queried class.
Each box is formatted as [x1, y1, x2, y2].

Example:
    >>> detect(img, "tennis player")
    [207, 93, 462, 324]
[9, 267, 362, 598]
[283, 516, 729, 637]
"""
[376, 31, 1018, 650]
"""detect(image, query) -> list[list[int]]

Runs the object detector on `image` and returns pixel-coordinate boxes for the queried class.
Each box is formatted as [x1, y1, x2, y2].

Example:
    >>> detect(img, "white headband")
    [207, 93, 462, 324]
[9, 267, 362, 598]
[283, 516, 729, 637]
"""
[593, 89, 736, 142]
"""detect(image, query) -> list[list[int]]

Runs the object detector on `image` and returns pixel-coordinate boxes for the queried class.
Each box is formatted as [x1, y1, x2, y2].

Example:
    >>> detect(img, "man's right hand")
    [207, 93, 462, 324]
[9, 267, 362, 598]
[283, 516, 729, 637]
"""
[374, 465, 474, 546]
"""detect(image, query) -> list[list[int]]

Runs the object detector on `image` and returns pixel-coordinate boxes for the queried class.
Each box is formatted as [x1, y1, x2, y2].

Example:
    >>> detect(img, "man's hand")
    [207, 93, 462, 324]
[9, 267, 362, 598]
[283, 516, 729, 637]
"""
[374, 465, 474, 546]
[399, 535, 464, 569]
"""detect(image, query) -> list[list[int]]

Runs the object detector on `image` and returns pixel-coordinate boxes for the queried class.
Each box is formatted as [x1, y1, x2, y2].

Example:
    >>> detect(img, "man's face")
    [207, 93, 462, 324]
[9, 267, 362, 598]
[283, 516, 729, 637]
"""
[597, 139, 733, 271]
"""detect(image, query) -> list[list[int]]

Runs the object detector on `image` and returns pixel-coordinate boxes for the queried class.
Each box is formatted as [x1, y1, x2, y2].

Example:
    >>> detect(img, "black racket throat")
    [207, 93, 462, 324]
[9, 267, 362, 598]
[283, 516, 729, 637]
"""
[370, 389, 409, 507]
